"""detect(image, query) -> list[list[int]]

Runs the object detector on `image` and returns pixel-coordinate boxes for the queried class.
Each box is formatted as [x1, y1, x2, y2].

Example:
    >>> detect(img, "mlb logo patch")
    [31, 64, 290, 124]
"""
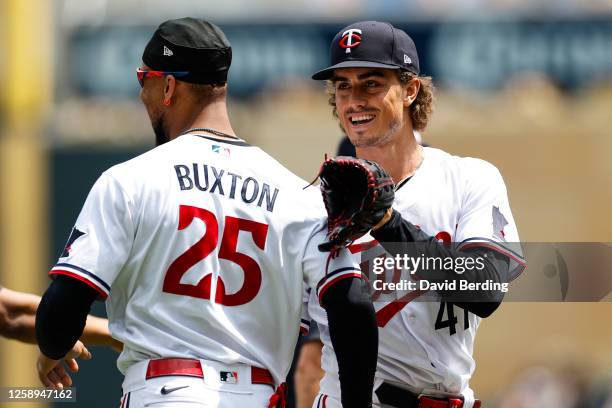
[212, 145, 231, 157]
[220, 371, 238, 384]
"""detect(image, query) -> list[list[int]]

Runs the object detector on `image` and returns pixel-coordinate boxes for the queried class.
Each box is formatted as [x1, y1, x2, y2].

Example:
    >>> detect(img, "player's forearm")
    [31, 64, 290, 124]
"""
[323, 278, 377, 408]
[371, 210, 509, 307]
[1, 313, 38, 343]
[0, 288, 41, 343]
[36, 276, 98, 359]
[81, 315, 122, 351]
[0, 286, 118, 348]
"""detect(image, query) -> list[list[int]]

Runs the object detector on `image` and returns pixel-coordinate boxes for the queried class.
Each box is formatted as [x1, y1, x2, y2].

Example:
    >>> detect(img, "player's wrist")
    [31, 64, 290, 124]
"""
[37, 352, 61, 376]
[372, 208, 393, 231]
[38, 352, 60, 364]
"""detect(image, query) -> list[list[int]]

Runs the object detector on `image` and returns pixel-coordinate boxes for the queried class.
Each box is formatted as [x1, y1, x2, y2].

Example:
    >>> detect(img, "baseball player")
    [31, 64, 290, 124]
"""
[308, 21, 526, 408]
[34, 18, 378, 408]
[294, 130, 428, 408]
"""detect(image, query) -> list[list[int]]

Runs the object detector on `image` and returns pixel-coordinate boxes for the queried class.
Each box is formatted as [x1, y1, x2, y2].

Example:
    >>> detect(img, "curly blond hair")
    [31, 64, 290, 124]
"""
[326, 71, 434, 131]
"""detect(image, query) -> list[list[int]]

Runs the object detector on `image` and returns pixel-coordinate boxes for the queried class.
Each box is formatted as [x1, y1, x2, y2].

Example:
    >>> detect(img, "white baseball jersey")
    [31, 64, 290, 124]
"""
[308, 147, 525, 406]
[50, 133, 361, 384]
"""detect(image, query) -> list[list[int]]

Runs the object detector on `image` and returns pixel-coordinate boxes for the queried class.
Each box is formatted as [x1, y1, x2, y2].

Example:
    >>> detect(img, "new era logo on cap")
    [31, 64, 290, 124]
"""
[163, 45, 173, 56]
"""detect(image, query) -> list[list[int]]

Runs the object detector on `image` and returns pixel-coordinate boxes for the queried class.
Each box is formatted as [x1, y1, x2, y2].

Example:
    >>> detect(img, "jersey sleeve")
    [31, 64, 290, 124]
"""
[49, 173, 135, 299]
[302, 227, 364, 305]
[454, 159, 526, 280]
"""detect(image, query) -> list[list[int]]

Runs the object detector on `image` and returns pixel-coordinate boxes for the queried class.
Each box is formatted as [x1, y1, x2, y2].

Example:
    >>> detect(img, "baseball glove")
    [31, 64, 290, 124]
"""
[317, 156, 395, 252]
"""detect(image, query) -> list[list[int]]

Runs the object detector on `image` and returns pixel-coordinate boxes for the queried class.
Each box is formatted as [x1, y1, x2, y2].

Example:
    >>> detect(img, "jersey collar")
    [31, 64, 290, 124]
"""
[190, 133, 250, 147]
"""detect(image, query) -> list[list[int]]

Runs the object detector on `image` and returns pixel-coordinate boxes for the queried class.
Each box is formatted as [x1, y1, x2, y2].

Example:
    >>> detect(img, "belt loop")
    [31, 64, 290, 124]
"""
[448, 398, 463, 407]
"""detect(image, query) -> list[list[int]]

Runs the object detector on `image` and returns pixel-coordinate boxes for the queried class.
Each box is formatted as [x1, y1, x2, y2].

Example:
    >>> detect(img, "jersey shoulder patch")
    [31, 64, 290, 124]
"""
[61, 227, 86, 258]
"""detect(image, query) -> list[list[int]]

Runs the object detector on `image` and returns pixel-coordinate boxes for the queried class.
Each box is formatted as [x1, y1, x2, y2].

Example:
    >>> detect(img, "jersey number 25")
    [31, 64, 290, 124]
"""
[163, 204, 268, 306]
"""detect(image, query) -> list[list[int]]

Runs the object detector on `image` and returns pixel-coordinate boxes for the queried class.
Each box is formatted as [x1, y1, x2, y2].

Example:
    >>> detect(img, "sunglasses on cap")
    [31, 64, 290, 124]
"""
[136, 68, 189, 87]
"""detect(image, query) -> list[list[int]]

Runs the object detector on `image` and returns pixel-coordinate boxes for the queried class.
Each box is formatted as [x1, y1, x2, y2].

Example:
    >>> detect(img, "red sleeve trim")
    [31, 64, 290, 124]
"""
[458, 242, 527, 281]
[317, 272, 364, 304]
[49, 270, 108, 300]
[458, 242, 525, 265]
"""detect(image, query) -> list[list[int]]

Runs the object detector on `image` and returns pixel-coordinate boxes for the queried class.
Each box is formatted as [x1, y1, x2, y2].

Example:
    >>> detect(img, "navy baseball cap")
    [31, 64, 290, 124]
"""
[143, 18, 232, 84]
[312, 21, 419, 80]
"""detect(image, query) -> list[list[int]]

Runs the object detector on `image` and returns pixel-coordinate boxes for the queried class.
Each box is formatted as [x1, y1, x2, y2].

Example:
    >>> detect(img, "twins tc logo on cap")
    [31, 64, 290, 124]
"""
[339, 28, 362, 54]
[311, 21, 421, 80]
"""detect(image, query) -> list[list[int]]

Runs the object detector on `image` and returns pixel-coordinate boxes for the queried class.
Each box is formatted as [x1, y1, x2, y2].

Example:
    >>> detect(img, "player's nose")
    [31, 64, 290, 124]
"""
[344, 90, 369, 112]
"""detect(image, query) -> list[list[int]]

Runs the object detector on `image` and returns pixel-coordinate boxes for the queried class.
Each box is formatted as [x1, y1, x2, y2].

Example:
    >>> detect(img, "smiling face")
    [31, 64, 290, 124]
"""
[331, 67, 411, 148]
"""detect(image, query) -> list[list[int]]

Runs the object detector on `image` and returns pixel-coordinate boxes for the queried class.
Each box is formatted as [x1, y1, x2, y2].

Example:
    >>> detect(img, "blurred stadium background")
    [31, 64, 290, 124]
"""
[1, 0, 612, 407]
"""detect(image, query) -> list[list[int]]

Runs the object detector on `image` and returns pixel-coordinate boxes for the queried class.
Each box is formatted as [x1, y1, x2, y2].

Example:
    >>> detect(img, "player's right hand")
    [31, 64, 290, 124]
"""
[37, 340, 92, 389]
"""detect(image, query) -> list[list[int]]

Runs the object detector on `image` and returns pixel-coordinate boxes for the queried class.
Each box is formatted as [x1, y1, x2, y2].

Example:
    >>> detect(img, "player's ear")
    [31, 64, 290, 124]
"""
[162, 75, 177, 107]
[403, 76, 420, 108]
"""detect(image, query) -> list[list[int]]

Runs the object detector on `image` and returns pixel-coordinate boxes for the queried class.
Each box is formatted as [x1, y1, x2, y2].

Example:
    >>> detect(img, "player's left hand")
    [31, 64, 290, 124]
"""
[317, 156, 395, 252]
[37, 340, 92, 389]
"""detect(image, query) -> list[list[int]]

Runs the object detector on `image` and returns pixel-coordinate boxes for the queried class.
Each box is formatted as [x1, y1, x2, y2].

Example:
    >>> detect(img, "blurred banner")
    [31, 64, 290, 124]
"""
[61, 19, 612, 99]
